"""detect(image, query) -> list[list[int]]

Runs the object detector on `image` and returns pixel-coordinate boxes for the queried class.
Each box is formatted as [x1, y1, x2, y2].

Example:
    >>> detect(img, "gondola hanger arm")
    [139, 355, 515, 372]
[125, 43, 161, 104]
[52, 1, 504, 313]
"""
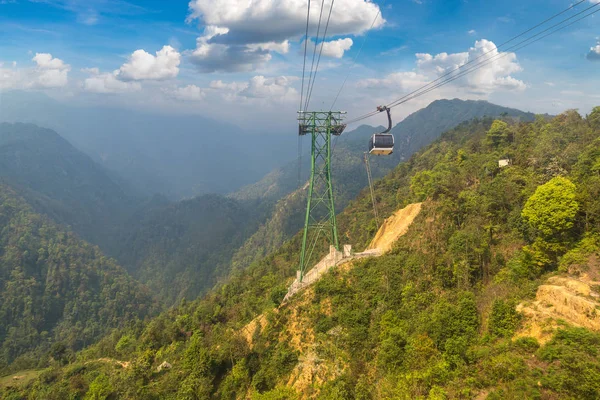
[377, 106, 392, 134]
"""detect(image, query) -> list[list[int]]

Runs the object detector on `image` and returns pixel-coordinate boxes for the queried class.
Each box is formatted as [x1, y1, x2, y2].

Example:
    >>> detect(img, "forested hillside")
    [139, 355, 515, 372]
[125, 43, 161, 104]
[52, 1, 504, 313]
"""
[114, 194, 267, 305]
[0, 184, 159, 373]
[231, 99, 537, 270]
[0, 123, 138, 252]
[1, 91, 296, 198]
[8, 107, 600, 399]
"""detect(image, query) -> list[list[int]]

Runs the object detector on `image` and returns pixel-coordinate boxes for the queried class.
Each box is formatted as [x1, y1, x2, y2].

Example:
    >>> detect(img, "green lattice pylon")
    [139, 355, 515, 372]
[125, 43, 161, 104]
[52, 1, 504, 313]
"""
[297, 111, 346, 281]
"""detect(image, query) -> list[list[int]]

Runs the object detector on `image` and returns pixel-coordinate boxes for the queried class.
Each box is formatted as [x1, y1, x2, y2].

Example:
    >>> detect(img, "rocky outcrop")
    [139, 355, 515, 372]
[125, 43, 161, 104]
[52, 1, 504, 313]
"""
[517, 275, 600, 344]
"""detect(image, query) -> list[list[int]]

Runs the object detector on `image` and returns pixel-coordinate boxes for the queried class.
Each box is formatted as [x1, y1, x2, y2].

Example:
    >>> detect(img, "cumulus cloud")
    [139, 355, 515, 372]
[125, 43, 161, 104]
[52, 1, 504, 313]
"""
[416, 51, 469, 76]
[357, 71, 430, 92]
[358, 39, 525, 97]
[239, 75, 297, 99]
[209, 80, 248, 91]
[187, 0, 384, 44]
[246, 40, 290, 54]
[118, 45, 181, 81]
[82, 68, 141, 93]
[303, 38, 353, 58]
[164, 84, 206, 101]
[186, 0, 383, 72]
[167, 75, 297, 104]
[415, 39, 525, 93]
[587, 42, 600, 61]
[190, 39, 272, 72]
[80, 44, 179, 93]
[0, 53, 70, 90]
[30, 53, 71, 88]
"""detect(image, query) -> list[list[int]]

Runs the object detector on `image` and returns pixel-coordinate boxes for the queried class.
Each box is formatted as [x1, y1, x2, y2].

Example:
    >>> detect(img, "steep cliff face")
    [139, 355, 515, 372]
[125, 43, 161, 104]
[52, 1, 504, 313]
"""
[518, 272, 600, 343]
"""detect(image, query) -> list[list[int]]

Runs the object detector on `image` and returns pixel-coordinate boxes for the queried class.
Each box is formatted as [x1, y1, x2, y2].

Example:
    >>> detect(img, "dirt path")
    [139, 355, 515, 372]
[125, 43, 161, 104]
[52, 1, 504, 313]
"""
[367, 202, 423, 254]
[86, 358, 130, 369]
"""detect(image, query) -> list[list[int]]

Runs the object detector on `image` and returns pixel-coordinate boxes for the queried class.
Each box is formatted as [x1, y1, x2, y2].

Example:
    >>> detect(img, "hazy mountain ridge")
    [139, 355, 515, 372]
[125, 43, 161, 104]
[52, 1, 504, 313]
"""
[0, 91, 297, 198]
[0, 122, 139, 251]
[113, 194, 267, 305]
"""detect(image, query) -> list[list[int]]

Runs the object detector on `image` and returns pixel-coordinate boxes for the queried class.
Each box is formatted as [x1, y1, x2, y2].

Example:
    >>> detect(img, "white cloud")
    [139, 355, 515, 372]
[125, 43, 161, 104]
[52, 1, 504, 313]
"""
[0, 53, 70, 90]
[246, 40, 290, 54]
[303, 38, 353, 58]
[187, 0, 384, 43]
[30, 53, 71, 88]
[468, 29, 476, 36]
[419, 39, 525, 93]
[189, 34, 272, 73]
[587, 42, 600, 61]
[164, 84, 206, 101]
[0, 63, 20, 90]
[80, 44, 180, 93]
[357, 71, 430, 92]
[416, 51, 469, 76]
[118, 45, 181, 81]
[209, 80, 248, 91]
[239, 75, 297, 99]
[82, 68, 141, 93]
[188, 27, 272, 72]
[186, 0, 383, 72]
[358, 39, 525, 97]
[161, 75, 297, 105]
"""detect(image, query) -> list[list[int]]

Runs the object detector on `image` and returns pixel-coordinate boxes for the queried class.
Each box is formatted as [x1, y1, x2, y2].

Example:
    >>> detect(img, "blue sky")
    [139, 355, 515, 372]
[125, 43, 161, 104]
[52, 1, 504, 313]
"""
[0, 0, 599, 129]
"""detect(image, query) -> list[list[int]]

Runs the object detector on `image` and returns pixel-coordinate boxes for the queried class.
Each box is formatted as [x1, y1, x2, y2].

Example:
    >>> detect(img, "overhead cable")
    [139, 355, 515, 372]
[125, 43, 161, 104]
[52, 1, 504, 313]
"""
[346, 0, 597, 124]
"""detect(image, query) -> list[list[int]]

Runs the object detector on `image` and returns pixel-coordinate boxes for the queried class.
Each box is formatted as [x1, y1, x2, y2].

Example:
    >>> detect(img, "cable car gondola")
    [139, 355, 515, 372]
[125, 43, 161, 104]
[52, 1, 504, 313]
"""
[368, 106, 394, 156]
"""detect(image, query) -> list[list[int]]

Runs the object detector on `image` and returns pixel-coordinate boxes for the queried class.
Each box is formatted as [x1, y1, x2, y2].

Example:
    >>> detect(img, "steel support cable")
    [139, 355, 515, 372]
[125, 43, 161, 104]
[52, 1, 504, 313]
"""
[330, 0, 387, 111]
[329, 0, 385, 153]
[304, 0, 327, 112]
[305, 0, 336, 110]
[298, 0, 312, 185]
[346, 0, 595, 124]
[364, 152, 380, 229]
[383, 5, 600, 112]
[299, 0, 312, 112]
[385, 1, 600, 109]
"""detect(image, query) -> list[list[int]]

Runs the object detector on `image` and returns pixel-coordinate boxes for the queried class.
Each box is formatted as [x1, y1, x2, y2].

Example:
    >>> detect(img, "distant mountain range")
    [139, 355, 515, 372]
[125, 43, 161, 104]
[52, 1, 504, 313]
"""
[0, 122, 138, 251]
[0, 91, 297, 198]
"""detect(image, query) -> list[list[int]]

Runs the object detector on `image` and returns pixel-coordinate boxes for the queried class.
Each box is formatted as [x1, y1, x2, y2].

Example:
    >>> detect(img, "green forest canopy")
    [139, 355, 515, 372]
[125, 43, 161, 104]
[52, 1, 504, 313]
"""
[4, 107, 600, 399]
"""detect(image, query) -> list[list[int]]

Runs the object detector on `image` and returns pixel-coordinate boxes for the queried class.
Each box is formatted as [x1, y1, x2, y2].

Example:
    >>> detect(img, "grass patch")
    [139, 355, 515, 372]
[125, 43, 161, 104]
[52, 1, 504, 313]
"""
[0, 369, 46, 389]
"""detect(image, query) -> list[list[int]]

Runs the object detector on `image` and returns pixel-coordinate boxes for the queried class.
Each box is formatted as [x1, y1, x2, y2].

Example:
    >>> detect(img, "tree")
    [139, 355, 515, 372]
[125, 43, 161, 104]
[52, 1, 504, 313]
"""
[488, 299, 521, 337]
[85, 374, 114, 400]
[521, 177, 579, 238]
[589, 106, 600, 130]
[486, 120, 510, 147]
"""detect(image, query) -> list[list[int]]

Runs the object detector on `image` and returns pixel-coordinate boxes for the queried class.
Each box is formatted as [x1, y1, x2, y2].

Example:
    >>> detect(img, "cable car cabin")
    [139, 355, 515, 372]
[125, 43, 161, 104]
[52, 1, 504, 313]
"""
[368, 105, 394, 155]
[369, 133, 394, 155]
